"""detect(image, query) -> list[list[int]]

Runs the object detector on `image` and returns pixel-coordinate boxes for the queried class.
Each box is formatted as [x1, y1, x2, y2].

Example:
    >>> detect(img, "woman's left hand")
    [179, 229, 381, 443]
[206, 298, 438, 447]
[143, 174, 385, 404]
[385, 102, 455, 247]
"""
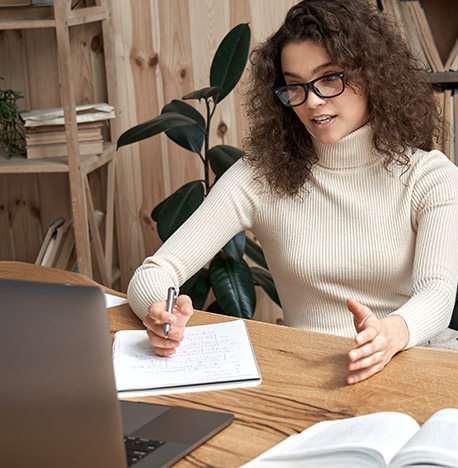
[346, 298, 409, 385]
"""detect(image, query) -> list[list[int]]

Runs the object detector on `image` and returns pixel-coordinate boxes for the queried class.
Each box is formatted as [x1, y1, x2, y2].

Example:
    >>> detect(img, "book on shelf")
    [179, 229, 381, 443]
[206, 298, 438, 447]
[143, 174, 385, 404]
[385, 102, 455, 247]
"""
[35, 216, 65, 265]
[20, 120, 105, 159]
[24, 122, 103, 145]
[112, 319, 262, 397]
[54, 221, 75, 271]
[407, 1, 444, 73]
[242, 408, 458, 468]
[20, 103, 115, 128]
[25, 140, 104, 159]
[35, 217, 72, 268]
[381, 0, 444, 72]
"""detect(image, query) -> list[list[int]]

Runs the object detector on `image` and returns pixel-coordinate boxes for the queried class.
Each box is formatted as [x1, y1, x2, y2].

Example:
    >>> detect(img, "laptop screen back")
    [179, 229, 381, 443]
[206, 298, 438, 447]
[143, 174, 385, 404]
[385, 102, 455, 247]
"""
[0, 279, 126, 468]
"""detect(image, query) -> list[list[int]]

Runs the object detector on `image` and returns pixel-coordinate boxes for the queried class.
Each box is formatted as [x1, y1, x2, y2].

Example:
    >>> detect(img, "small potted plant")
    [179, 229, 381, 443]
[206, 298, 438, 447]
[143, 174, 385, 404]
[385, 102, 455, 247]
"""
[0, 78, 26, 159]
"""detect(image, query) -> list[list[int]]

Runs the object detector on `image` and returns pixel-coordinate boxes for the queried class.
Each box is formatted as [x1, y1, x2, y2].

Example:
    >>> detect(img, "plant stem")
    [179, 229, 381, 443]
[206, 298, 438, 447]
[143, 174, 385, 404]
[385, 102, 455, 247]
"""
[203, 97, 213, 196]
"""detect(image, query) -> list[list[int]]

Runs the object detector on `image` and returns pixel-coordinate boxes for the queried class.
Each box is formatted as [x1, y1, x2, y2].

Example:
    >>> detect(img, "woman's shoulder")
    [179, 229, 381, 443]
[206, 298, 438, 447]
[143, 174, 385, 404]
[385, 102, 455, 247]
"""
[213, 156, 266, 191]
[406, 147, 458, 201]
[409, 147, 458, 173]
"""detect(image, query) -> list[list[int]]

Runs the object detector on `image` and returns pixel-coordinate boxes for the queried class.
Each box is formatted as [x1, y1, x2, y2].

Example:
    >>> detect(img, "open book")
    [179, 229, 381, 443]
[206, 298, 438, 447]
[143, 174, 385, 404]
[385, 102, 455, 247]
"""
[113, 319, 261, 397]
[242, 408, 458, 468]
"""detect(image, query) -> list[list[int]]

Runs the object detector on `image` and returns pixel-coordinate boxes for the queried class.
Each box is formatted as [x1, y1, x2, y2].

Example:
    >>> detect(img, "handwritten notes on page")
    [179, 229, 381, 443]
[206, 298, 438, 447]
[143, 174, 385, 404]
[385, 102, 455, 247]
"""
[112, 319, 262, 397]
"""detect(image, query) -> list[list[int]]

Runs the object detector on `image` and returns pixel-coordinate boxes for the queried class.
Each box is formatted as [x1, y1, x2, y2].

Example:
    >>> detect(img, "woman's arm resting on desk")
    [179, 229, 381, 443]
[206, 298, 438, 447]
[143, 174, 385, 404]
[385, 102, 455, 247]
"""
[143, 295, 194, 356]
[346, 298, 409, 385]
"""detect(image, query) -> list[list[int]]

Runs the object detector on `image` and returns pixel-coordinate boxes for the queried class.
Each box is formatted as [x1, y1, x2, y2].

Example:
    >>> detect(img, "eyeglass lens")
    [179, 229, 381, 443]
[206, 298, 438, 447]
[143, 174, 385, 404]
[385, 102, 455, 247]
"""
[278, 74, 343, 107]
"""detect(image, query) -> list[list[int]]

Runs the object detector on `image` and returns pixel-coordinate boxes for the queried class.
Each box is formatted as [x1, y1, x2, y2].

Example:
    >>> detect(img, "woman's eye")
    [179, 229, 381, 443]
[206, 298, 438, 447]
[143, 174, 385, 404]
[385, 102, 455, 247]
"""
[321, 74, 338, 82]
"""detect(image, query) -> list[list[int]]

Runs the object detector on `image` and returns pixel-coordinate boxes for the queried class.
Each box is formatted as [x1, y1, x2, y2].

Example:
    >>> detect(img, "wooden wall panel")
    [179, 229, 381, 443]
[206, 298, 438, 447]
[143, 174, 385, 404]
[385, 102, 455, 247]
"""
[23, 29, 60, 109]
[2, 173, 41, 262]
[108, 0, 295, 324]
[1, 1, 295, 322]
[0, 176, 13, 260]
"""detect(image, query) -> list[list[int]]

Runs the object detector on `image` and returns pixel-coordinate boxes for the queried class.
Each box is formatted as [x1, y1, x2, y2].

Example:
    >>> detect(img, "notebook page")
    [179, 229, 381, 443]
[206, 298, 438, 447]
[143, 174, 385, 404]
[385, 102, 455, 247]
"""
[113, 320, 261, 396]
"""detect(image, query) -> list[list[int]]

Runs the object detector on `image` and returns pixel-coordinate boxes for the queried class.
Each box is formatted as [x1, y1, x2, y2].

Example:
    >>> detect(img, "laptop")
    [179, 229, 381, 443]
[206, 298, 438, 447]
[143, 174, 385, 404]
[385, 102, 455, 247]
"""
[0, 279, 233, 468]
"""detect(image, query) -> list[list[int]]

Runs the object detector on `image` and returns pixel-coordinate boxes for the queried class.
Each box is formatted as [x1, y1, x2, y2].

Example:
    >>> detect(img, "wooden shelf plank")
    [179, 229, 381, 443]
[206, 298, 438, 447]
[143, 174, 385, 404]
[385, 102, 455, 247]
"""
[66, 6, 107, 27]
[80, 142, 116, 174]
[0, 142, 115, 174]
[429, 71, 458, 85]
[0, 17, 55, 29]
[0, 152, 69, 173]
[0, 5, 106, 30]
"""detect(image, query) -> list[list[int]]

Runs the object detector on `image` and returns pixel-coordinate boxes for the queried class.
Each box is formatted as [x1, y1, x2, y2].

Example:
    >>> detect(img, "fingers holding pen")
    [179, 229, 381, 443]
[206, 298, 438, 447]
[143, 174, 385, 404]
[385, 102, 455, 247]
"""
[143, 293, 194, 355]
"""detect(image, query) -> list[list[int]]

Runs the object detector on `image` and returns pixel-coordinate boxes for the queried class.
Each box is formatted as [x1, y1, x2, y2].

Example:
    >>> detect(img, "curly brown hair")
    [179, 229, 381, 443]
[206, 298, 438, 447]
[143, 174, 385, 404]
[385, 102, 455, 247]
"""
[242, 0, 442, 197]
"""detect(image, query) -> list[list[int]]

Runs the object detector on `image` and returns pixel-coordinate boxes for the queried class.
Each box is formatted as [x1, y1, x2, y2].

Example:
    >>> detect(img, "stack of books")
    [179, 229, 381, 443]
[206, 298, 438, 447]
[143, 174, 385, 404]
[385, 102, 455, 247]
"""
[20, 103, 115, 160]
[23, 122, 104, 159]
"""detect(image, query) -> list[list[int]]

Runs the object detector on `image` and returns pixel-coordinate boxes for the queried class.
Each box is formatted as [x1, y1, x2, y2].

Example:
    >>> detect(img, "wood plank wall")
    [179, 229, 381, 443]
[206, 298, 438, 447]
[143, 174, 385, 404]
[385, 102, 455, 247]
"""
[0, 0, 297, 323]
[112, 0, 296, 322]
[109, 0, 299, 322]
[110, 0, 294, 298]
[0, 21, 107, 264]
[1, 0, 453, 323]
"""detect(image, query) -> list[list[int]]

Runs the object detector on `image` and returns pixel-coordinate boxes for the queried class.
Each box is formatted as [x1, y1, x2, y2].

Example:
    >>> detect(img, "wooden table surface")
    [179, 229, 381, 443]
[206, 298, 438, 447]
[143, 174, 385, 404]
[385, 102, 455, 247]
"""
[2, 261, 458, 467]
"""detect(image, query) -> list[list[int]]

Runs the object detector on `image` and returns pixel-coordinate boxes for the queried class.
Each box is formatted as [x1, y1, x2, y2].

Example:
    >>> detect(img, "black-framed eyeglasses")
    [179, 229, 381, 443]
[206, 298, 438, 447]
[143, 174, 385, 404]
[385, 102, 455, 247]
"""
[274, 72, 345, 108]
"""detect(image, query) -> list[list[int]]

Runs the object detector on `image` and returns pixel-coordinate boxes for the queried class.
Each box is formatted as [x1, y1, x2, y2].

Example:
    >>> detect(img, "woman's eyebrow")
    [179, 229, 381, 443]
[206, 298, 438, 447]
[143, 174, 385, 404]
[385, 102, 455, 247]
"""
[283, 62, 335, 80]
[312, 62, 334, 74]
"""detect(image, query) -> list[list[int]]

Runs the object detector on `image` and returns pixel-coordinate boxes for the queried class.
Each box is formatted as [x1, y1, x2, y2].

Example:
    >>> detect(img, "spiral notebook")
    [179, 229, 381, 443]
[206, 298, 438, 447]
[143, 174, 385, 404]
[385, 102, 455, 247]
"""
[113, 319, 262, 397]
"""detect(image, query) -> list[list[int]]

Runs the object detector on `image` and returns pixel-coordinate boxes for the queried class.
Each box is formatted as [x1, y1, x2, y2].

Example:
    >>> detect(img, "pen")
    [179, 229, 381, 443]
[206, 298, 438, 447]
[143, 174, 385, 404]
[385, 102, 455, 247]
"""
[163, 287, 177, 339]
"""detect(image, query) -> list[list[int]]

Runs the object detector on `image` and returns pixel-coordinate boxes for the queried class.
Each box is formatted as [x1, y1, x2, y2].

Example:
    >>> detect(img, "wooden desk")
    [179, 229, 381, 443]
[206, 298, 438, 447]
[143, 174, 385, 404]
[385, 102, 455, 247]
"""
[2, 261, 458, 467]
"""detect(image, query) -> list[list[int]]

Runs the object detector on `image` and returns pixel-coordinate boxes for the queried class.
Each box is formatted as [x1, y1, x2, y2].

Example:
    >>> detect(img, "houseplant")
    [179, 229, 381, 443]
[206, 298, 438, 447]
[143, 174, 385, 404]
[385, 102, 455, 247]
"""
[117, 23, 280, 318]
[0, 78, 26, 159]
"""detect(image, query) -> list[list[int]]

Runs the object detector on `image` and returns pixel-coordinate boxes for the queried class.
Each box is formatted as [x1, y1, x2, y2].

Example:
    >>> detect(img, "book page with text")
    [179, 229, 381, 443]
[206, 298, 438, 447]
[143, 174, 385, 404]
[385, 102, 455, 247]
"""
[392, 408, 458, 468]
[242, 412, 420, 468]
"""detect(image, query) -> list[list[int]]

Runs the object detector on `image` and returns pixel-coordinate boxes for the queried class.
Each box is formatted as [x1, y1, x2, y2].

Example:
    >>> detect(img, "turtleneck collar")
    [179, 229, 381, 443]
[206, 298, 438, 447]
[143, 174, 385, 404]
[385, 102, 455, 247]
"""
[311, 124, 380, 170]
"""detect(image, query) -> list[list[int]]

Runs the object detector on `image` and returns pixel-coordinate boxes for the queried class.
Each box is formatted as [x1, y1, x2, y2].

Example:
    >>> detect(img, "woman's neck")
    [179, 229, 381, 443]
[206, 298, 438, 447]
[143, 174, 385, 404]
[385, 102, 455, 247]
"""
[312, 124, 379, 170]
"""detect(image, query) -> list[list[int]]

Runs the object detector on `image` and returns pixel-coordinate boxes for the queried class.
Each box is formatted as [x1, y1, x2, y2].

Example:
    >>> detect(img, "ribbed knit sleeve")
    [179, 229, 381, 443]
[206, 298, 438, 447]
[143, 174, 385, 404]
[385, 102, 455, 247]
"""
[127, 159, 263, 319]
[127, 123, 458, 348]
[391, 150, 458, 347]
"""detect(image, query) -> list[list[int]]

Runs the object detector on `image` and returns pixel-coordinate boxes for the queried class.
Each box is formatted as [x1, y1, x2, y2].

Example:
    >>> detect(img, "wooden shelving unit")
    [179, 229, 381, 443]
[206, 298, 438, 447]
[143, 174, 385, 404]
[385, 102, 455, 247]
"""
[0, 0, 119, 287]
[429, 71, 458, 90]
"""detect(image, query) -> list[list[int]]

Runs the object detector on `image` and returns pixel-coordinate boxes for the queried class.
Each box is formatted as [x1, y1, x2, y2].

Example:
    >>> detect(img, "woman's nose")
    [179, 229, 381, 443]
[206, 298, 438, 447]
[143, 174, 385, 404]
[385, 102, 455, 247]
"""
[303, 90, 327, 108]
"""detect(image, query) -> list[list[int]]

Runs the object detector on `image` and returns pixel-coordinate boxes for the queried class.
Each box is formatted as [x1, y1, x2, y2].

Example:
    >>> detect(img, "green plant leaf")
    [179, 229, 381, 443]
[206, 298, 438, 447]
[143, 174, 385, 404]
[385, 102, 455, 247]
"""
[179, 268, 210, 310]
[209, 252, 256, 318]
[206, 301, 224, 314]
[251, 267, 281, 307]
[116, 112, 202, 149]
[154, 181, 205, 241]
[151, 196, 167, 222]
[182, 86, 223, 102]
[162, 100, 205, 153]
[210, 23, 251, 104]
[208, 145, 244, 178]
[245, 237, 268, 269]
[222, 231, 246, 263]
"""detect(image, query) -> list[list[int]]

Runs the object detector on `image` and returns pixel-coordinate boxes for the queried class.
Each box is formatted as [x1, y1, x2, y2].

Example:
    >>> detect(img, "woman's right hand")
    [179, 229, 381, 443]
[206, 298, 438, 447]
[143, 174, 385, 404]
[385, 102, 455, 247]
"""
[142, 294, 194, 356]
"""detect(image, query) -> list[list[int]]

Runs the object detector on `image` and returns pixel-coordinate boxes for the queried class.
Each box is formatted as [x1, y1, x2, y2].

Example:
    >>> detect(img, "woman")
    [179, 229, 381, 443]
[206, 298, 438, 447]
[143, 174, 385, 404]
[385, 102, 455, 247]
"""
[127, 0, 458, 384]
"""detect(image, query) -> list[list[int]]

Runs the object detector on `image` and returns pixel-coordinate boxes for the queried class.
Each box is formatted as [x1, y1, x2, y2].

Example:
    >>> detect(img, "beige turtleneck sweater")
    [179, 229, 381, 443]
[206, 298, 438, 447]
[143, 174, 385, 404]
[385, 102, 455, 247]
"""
[127, 125, 458, 347]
